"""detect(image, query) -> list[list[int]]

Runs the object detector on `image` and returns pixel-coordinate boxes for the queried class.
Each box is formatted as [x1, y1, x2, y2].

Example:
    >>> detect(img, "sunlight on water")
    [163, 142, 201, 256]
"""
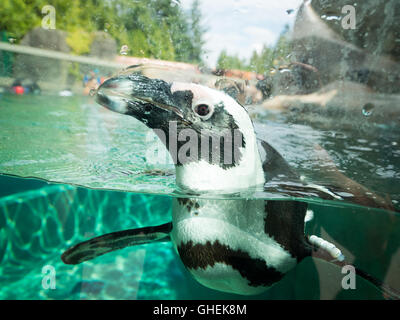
[0, 94, 398, 211]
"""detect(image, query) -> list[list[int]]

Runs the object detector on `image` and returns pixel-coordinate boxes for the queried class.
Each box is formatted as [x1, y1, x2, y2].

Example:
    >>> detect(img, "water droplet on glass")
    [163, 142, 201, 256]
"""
[120, 45, 129, 55]
[279, 68, 291, 74]
[323, 15, 341, 21]
[332, 132, 347, 139]
[362, 103, 374, 117]
[89, 88, 97, 97]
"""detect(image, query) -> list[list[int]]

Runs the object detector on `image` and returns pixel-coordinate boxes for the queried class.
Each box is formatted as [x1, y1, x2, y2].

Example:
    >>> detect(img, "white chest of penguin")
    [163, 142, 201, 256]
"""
[170, 198, 297, 295]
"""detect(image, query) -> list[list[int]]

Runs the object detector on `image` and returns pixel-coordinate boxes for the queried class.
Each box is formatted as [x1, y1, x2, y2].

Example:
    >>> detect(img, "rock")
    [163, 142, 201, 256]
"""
[287, 0, 400, 94]
[262, 81, 400, 125]
[89, 31, 117, 60]
[14, 27, 70, 86]
[310, 0, 400, 61]
[20, 27, 70, 53]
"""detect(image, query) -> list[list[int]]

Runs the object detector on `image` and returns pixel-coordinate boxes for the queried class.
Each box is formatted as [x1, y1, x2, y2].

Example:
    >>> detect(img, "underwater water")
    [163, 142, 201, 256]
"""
[0, 94, 399, 299]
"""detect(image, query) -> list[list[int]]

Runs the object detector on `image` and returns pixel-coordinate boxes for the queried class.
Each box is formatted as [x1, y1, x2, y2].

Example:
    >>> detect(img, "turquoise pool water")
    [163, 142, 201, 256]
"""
[2, 175, 399, 300]
[0, 94, 399, 299]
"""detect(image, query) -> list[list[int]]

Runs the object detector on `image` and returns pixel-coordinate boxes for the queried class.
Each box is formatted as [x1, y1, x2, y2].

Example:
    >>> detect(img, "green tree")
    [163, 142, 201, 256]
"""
[248, 45, 274, 74]
[216, 24, 292, 74]
[217, 50, 248, 71]
[272, 24, 291, 66]
[188, 0, 206, 63]
[0, 0, 206, 64]
[0, 0, 44, 40]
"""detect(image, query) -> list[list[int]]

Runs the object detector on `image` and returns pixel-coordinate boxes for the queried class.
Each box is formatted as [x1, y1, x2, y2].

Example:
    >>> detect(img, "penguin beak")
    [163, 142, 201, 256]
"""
[96, 74, 192, 128]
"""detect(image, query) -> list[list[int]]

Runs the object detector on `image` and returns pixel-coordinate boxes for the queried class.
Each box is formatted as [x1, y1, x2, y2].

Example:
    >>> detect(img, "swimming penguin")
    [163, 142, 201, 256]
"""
[62, 73, 399, 298]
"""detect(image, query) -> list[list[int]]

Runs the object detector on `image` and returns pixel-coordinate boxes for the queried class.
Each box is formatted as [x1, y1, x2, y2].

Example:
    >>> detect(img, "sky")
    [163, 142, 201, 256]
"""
[180, 0, 304, 67]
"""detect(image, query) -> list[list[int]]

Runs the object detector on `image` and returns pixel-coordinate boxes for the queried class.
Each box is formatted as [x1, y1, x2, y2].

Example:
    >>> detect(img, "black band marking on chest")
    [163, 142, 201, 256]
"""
[177, 240, 284, 287]
[264, 200, 311, 261]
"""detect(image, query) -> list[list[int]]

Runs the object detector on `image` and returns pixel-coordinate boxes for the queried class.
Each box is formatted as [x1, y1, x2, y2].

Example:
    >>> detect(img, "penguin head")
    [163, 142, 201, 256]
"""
[96, 74, 265, 191]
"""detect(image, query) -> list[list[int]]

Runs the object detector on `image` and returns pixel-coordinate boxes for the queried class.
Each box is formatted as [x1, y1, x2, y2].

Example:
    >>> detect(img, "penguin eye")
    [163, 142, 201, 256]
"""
[193, 104, 214, 120]
[195, 104, 209, 116]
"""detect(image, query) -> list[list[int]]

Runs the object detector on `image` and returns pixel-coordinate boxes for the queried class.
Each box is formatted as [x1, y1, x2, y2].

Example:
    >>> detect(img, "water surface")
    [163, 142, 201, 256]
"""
[0, 93, 399, 299]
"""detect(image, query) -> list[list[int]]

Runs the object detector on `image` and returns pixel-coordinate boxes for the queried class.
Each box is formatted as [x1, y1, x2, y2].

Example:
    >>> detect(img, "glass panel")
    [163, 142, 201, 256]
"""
[0, 0, 399, 300]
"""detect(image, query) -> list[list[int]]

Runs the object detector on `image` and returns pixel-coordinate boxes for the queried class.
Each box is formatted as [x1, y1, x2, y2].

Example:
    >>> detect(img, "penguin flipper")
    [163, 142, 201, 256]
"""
[260, 139, 396, 212]
[259, 139, 300, 181]
[264, 200, 312, 260]
[61, 222, 172, 265]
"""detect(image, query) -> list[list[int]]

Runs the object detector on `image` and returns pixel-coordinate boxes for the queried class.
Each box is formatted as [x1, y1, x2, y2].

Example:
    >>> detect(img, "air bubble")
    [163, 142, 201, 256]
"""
[89, 88, 97, 97]
[362, 103, 374, 117]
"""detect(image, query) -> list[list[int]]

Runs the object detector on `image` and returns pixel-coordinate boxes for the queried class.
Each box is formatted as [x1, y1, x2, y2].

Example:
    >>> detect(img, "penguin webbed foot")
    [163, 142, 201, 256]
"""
[308, 235, 345, 262]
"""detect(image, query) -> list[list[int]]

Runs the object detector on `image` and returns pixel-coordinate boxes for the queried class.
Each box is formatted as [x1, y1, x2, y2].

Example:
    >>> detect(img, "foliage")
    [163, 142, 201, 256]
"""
[216, 24, 292, 74]
[248, 45, 274, 74]
[188, 0, 207, 63]
[0, 0, 206, 63]
[0, 0, 43, 40]
[66, 28, 93, 55]
[217, 50, 248, 71]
